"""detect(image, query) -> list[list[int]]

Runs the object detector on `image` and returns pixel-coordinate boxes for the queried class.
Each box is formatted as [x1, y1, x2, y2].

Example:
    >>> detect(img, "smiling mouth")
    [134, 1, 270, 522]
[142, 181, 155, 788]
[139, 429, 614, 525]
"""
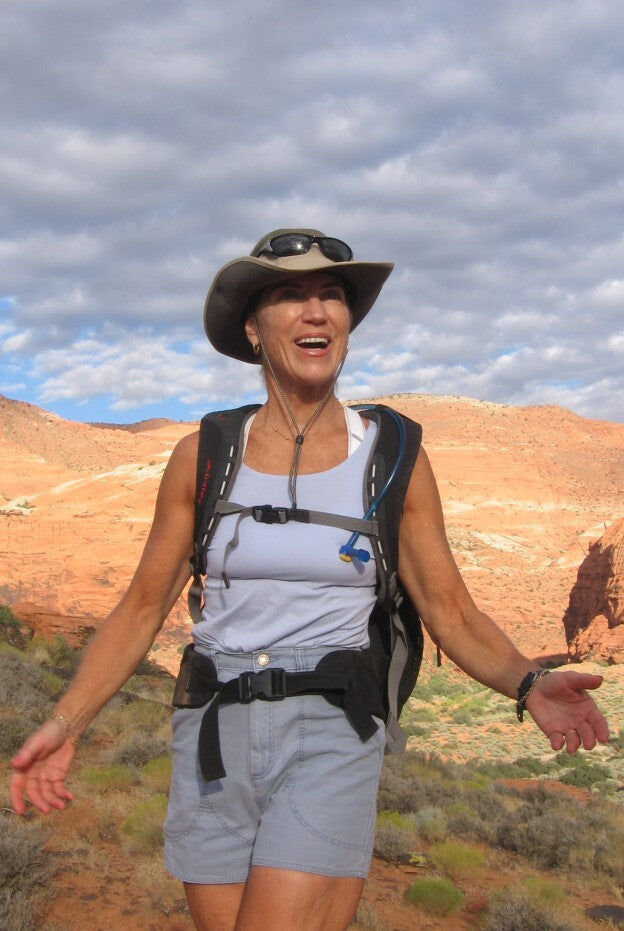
[295, 337, 330, 349]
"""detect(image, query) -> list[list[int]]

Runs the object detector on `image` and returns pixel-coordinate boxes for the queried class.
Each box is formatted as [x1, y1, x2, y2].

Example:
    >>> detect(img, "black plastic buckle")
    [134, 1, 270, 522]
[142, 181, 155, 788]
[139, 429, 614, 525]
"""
[238, 668, 287, 702]
[252, 504, 290, 525]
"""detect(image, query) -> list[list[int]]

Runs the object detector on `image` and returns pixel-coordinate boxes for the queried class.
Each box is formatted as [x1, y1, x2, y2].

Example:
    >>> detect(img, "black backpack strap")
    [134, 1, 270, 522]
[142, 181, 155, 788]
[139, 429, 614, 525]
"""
[188, 404, 260, 622]
[353, 404, 422, 606]
[353, 405, 424, 752]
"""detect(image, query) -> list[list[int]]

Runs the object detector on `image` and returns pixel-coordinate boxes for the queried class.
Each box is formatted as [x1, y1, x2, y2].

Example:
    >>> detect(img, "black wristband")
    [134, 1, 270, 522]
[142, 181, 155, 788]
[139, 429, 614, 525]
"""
[516, 670, 549, 722]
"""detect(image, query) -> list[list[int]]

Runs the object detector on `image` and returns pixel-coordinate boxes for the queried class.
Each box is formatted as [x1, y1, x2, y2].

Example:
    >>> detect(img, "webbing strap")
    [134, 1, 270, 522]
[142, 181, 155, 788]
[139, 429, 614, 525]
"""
[214, 499, 378, 535]
[384, 606, 410, 754]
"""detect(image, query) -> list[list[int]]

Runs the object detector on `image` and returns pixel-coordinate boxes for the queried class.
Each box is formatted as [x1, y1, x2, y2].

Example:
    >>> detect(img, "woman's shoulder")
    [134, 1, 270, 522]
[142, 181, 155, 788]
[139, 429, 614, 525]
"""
[165, 429, 199, 478]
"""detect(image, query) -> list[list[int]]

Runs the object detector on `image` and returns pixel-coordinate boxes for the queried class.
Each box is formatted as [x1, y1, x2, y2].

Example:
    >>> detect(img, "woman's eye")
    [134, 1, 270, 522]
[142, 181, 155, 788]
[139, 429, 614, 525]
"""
[276, 288, 299, 301]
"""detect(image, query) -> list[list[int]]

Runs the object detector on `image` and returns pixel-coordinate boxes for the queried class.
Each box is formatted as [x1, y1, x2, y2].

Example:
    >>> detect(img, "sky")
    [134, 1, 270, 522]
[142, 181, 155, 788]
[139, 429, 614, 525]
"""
[1, 0, 623, 425]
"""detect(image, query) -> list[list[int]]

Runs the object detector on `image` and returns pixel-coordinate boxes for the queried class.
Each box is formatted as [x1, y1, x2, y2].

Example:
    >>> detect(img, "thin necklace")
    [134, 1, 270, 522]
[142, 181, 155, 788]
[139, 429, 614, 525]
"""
[254, 315, 345, 511]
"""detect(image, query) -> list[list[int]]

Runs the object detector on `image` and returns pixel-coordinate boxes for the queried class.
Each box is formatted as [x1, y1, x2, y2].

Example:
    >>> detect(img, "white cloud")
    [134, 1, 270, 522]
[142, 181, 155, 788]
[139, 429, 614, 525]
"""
[1, 0, 623, 423]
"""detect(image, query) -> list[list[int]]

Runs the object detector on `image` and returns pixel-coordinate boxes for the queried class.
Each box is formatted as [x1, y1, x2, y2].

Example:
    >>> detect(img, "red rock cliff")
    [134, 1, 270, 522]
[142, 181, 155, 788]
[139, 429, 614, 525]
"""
[564, 517, 624, 663]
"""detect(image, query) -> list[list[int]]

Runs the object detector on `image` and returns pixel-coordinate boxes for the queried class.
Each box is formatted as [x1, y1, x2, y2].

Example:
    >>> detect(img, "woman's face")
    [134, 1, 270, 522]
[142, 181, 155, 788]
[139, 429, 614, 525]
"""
[245, 272, 351, 394]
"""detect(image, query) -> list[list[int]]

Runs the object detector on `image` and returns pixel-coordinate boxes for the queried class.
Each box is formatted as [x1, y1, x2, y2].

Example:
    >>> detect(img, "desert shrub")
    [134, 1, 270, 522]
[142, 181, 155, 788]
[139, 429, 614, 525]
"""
[376, 762, 416, 813]
[374, 811, 418, 861]
[141, 756, 172, 793]
[0, 605, 30, 650]
[415, 668, 482, 704]
[377, 753, 465, 814]
[484, 879, 581, 931]
[0, 712, 36, 756]
[121, 794, 168, 855]
[122, 699, 170, 728]
[554, 753, 612, 790]
[0, 647, 55, 720]
[109, 731, 169, 767]
[428, 839, 484, 881]
[405, 877, 463, 916]
[450, 695, 490, 724]
[24, 633, 78, 671]
[0, 813, 53, 931]
[80, 764, 136, 792]
[495, 797, 591, 870]
[99, 698, 170, 742]
[415, 805, 447, 843]
[472, 754, 555, 780]
[352, 900, 389, 929]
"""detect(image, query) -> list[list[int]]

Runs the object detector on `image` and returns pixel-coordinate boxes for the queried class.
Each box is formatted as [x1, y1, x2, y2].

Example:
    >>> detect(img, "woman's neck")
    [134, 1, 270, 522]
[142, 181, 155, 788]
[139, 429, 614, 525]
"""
[259, 390, 344, 441]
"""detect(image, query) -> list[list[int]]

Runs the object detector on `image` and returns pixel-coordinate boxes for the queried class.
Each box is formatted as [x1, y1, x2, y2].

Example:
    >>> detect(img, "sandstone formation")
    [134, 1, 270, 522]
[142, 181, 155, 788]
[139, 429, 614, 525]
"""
[564, 517, 624, 663]
[2, 392, 624, 671]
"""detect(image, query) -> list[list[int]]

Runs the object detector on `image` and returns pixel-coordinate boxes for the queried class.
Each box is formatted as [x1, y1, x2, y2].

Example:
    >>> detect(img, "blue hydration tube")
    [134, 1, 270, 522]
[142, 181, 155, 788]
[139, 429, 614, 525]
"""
[339, 406, 407, 562]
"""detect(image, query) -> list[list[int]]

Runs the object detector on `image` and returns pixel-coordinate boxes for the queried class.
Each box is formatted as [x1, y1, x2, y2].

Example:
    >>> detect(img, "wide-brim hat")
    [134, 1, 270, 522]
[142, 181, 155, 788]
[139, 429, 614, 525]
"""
[204, 227, 394, 363]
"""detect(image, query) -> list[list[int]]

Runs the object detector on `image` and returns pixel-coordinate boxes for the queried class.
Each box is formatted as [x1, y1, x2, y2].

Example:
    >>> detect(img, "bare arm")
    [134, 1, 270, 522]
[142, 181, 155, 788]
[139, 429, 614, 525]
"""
[10, 430, 199, 812]
[398, 446, 608, 749]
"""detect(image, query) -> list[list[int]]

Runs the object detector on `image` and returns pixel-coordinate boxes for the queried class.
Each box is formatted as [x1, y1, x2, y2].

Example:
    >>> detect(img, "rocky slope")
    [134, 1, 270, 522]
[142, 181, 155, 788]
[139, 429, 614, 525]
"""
[1, 392, 623, 671]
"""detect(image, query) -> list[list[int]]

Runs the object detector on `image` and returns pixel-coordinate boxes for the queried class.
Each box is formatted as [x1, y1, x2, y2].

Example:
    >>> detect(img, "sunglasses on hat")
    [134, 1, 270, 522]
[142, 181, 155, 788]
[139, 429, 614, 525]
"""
[253, 233, 353, 263]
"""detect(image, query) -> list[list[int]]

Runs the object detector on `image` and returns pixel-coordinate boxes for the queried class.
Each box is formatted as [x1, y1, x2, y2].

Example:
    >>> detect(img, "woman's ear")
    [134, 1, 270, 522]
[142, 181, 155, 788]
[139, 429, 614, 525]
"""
[244, 314, 259, 350]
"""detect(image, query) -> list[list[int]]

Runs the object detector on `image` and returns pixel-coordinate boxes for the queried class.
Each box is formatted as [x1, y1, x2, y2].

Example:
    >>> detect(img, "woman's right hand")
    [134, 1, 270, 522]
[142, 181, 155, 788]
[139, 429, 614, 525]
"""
[9, 719, 77, 815]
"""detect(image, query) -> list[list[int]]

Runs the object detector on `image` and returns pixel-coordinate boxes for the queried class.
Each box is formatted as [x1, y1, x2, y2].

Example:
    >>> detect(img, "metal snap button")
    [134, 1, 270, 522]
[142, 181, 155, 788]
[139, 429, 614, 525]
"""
[257, 652, 270, 667]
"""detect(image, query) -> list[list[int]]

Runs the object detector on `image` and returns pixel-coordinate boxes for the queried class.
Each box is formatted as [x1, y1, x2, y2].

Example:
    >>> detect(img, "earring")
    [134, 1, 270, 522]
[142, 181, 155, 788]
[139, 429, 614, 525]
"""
[253, 343, 260, 356]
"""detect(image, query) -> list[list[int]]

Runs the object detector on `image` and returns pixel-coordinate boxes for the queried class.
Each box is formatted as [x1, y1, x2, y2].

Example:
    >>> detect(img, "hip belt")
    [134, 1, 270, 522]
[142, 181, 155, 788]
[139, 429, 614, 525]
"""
[172, 645, 386, 781]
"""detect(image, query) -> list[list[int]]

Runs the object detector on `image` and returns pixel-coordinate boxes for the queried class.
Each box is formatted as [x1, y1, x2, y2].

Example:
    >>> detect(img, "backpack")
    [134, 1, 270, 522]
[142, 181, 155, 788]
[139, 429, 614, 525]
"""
[187, 403, 424, 753]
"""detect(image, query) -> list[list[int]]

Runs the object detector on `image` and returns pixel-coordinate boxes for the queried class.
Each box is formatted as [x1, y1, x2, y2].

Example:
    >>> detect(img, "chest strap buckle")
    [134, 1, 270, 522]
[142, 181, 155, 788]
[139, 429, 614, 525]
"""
[252, 504, 290, 524]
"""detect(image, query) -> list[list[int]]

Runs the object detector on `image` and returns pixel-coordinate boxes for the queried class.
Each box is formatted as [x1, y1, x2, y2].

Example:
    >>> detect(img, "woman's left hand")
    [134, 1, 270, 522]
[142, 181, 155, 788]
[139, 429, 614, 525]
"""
[525, 671, 609, 753]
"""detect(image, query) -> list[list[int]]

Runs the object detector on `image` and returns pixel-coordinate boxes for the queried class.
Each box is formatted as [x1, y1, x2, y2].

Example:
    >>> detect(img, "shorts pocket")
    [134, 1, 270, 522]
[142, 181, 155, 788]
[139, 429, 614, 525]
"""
[287, 696, 384, 850]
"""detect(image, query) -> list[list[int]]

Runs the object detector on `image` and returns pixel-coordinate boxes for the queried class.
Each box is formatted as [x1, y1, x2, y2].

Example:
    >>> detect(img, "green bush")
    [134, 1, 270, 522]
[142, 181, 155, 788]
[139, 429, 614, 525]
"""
[405, 877, 463, 915]
[0, 605, 30, 650]
[80, 765, 136, 792]
[428, 838, 484, 881]
[554, 752, 612, 790]
[141, 756, 172, 793]
[121, 794, 168, 855]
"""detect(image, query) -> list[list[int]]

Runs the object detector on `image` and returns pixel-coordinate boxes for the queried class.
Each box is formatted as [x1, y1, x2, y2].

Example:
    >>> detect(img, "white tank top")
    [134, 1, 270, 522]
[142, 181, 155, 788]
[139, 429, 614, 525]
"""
[194, 412, 378, 653]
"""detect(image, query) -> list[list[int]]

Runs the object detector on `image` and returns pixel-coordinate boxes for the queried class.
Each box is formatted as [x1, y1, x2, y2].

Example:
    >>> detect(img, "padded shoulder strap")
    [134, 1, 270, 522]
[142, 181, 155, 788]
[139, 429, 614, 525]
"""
[351, 404, 422, 604]
[193, 404, 260, 575]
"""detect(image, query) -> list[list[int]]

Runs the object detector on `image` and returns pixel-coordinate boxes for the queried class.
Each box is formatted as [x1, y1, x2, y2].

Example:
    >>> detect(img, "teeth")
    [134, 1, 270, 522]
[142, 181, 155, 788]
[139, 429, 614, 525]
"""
[296, 337, 329, 347]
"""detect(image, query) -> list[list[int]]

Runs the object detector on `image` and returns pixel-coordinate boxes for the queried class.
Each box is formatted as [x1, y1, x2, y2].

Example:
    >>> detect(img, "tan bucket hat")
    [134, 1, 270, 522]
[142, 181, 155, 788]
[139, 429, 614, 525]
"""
[203, 227, 394, 363]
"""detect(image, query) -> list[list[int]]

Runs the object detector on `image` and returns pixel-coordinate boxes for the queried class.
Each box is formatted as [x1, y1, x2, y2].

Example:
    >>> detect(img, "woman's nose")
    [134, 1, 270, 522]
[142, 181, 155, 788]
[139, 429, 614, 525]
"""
[301, 295, 327, 320]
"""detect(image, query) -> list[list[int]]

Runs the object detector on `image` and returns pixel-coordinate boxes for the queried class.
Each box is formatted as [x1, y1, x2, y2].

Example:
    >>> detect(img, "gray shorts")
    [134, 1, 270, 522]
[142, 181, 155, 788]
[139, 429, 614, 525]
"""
[163, 646, 385, 884]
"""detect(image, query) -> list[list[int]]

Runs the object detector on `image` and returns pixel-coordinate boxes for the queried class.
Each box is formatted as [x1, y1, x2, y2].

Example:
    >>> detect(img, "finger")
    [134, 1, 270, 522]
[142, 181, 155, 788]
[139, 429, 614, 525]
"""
[40, 780, 70, 811]
[575, 720, 597, 751]
[23, 779, 53, 815]
[9, 773, 27, 816]
[564, 729, 581, 754]
[550, 731, 565, 752]
[590, 712, 610, 744]
[566, 672, 604, 693]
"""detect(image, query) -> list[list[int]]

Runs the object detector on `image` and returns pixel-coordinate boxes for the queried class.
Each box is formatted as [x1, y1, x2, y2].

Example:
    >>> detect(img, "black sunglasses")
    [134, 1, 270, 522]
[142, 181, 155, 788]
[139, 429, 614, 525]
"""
[253, 233, 353, 263]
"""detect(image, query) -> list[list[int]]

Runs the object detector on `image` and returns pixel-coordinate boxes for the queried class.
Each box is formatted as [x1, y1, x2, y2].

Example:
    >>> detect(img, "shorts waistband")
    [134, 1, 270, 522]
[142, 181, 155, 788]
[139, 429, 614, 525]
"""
[194, 645, 357, 677]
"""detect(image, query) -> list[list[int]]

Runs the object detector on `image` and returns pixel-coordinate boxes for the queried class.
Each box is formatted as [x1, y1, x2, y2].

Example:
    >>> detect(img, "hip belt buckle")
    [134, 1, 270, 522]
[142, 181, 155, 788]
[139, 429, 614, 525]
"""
[238, 668, 287, 702]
